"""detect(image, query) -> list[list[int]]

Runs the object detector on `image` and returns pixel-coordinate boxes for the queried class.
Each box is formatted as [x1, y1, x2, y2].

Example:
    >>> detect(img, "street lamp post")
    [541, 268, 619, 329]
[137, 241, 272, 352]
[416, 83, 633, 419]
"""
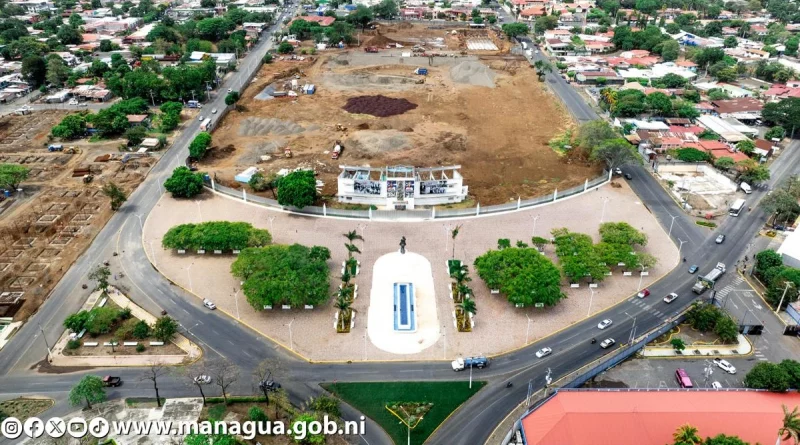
[469, 362, 473, 389]
[776, 282, 794, 315]
[600, 197, 610, 223]
[668, 214, 677, 238]
[624, 312, 636, 344]
[38, 322, 51, 362]
[444, 225, 451, 254]
[531, 215, 540, 238]
[234, 288, 240, 320]
[363, 326, 368, 361]
[268, 216, 276, 237]
[678, 239, 686, 256]
[286, 318, 295, 351]
[525, 314, 532, 345]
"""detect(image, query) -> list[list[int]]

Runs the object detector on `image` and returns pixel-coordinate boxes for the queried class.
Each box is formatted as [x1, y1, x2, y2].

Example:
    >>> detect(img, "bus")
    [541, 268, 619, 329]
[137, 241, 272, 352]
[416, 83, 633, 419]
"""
[729, 198, 746, 216]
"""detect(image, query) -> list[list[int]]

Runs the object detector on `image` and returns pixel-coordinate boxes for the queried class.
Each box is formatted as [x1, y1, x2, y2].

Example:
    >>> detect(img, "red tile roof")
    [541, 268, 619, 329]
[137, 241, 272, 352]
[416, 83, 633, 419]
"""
[521, 390, 800, 445]
[289, 15, 336, 27]
[711, 98, 764, 114]
[699, 140, 729, 150]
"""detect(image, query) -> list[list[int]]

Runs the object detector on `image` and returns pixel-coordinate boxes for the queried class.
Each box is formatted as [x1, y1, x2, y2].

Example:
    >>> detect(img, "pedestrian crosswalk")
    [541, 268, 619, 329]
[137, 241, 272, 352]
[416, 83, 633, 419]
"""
[714, 276, 745, 301]
[628, 297, 667, 319]
[754, 349, 768, 361]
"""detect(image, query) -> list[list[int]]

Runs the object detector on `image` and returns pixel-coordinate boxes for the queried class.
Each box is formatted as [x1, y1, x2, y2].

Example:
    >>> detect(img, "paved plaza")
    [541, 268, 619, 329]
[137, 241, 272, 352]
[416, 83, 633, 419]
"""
[142, 181, 678, 361]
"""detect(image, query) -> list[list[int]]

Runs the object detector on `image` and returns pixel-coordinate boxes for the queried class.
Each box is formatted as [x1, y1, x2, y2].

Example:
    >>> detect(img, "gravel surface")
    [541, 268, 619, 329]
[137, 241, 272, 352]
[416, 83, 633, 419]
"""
[450, 60, 496, 87]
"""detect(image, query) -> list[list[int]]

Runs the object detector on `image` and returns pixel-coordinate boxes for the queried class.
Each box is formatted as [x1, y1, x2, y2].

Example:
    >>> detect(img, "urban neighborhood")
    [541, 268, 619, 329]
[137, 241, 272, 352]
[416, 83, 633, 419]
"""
[0, 0, 800, 444]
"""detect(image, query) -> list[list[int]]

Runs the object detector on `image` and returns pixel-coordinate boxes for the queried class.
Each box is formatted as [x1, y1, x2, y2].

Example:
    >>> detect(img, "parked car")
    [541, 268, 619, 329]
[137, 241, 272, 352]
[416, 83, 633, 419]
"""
[77, 103, 87, 107]
[68, 99, 78, 105]
[716, 234, 726, 244]
[211, 109, 217, 114]
[637, 288, 650, 298]
[227, 88, 233, 93]
[198, 115, 204, 121]
[600, 338, 615, 349]
[711, 381, 723, 389]
[614, 168, 622, 175]
[535, 347, 552, 358]
[203, 299, 217, 310]
[193, 375, 212, 384]
[259, 380, 281, 391]
[597, 319, 613, 330]
[663, 292, 679, 304]
[624, 173, 633, 180]
[713, 358, 737, 374]
[688, 265, 699, 274]
[102, 376, 122, 387]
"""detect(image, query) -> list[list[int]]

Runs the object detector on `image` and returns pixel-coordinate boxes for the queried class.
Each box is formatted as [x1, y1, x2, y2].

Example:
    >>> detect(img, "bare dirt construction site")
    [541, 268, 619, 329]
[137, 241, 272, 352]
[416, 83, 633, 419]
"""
[204, 23, 599, 205]
[0, 110, 155, 321]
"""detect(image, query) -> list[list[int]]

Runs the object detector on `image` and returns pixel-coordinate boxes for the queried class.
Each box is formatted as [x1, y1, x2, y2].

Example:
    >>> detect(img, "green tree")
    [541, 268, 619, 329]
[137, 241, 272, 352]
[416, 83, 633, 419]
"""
[577, 120, 618, 151]
[184, 433, 238, 445]
[591, 138, 639, 171]
[676, 147, 710, 162]
[724, 36, 738, 48]
[0, 164, 29, 190]
[660, 39, 680, 61]
[703, 434, 749, 445]
[224, 91, 240, 106]
[371, 0, 398, 18]
[714, 315, 739, 343]
[196, 17, 235, 41]
[761, 189, 800, 224]
[670, 337, 686, 351]
[152, 316, 178, 342]
[457, 298, 476, 330]
[64, 311, 90, 332]
[756, 249, 784, 277]
[84, 306, 118, 335]
[249, 406, 269, 423]
[474, 246, 565, 306]
[646, 91, 673, 115]
[763, 98, 800, 137]
[45, 56, 70, 87]
[277, 41, 294, 54]
[164, 166, 205, 198]
[346, 5, 374, 29]
[744, 362, 790, 392]
[737, 159, 770, 184]
[68, 13, 84, 27]
[88, 264, 111, 293]
[132, 320, 151, 339]
[765, 126, 786, 140]
[160, 101, 183, 116]
[101, 182, 127, 211]
[715, 157, 735, 171]
[672, 424, 702, 444]
[232, 244, 331, 308]
[501, 22, 529, 39]
[57, 25, 82, 45]
[21, 55, 46, 87]
[188, 132, 212, 160]
[778, 405, 800, 444]
[276, 170, 316, 208]
[125, 125, 148, 146]
[786, 37, 800, 56]
[291, 413, 325, 445]
[779, 360, 800, 390]
[263, 53, 273, 64]
[612, 89, 647, 117]
[69, 375, 106, 409]
[736, 139, 755, 156]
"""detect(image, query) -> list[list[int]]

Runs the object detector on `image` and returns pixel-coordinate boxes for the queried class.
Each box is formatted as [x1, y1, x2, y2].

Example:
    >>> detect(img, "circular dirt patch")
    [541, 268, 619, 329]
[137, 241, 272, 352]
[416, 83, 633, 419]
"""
[342, 95, 418, 117]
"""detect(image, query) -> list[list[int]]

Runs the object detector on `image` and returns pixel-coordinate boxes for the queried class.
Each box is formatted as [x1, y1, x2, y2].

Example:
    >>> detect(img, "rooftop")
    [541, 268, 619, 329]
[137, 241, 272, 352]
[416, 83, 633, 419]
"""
[521, 389, 800, 445]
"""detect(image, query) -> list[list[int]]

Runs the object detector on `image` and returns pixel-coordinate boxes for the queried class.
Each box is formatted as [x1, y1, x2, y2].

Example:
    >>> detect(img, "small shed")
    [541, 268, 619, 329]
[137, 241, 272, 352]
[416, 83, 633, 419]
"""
[235, 166, 258, 184]
[140, 138, 160, 151]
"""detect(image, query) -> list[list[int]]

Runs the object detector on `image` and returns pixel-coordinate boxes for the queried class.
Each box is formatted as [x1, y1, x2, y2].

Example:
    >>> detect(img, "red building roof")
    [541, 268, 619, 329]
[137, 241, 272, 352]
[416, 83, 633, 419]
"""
[521, 389, 800, 445]
[289, 15, 336, 27]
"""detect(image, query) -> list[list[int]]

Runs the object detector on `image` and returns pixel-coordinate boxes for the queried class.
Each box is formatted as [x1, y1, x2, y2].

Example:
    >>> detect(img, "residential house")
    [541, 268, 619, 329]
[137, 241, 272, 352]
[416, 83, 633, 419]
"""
[698, 139, 749, 162]
[697, 115, 751, 143]
[71, 84, 112, 102]
[764, 83, 800, 101]
[288, 15, 336, 26]
[126, 115, 150, 127]
[754, 139, 777, 158]
[10, 0, 53, 12]
[51, 52, 79, 67]
[710, 98, 763, 118]
[518, 6, 545, 20]
[575, 70, 623, 84]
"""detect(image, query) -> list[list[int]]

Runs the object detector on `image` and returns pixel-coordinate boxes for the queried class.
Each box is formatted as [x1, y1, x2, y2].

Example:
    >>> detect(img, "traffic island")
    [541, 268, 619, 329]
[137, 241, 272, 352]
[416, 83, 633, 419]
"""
[49, 286, 201, 367]
[321, 381, 486, 445]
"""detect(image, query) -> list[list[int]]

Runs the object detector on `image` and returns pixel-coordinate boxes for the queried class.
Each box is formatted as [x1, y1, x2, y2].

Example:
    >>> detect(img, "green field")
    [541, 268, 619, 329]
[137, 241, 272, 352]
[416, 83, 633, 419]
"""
[321, 381, 486, 445]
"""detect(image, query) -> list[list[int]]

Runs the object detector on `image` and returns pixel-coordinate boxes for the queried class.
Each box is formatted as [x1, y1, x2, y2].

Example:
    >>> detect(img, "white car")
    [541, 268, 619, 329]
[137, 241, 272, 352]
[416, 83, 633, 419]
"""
[535, 347, 552, 358]
[194, 375, 212, 384]
[663, 292, 679, 304]
[203, 299, 216, 310]
[77, 103, 87, 107]
[68, 99, 78, 105]
[597, 319, 613, 330]
[211, 109, 217, 114]
[711, 381, 723, 389]
[227, 88, 233, 93]
[198, 115, 204, 121]
[714, 358, 737, 374]
[600, 338, 615, 349]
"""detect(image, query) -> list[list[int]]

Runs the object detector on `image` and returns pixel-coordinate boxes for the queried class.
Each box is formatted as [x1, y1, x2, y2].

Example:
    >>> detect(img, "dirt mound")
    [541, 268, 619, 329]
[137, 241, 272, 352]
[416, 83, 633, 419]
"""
[363, 34, 402, 48]
[450, 61, 496, 87]
[342, 95, 418, 117]
[206, 144, 236, 161]
[356, 123, 370, 130]
[434, 132, 467, 151]
[346, 130, 411, 155]
[238, 118, 307, 137]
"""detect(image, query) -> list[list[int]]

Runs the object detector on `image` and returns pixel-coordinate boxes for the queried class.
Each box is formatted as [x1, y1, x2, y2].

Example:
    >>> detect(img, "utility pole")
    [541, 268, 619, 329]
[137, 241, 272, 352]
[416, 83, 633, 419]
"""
[38, 322, 51, 362]
[776, 282, 794, 315]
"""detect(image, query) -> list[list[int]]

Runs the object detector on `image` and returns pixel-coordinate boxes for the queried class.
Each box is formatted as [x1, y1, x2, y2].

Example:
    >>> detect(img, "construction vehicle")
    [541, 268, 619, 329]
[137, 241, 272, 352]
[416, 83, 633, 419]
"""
[364, 46, 379, 53]
[82, 174, 94, 184]
[413, 67, 428, 75]
[284, 148, 293, 158]
[64, 146, 80, 154]
[692, 262, 726, 294]
[48, 144, 63, 152]
[335, 124, 347, 132]
[331, 140, 343, 160]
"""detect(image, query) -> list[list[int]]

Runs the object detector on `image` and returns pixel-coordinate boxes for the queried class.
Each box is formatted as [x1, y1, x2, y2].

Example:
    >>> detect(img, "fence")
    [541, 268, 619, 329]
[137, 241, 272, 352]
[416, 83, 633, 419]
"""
[203, 170, 611, 221]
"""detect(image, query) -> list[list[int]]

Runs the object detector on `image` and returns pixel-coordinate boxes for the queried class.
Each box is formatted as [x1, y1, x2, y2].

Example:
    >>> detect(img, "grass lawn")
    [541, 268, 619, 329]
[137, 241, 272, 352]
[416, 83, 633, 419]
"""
[0, 398, 54, 421]
[321, 381, 486, 445]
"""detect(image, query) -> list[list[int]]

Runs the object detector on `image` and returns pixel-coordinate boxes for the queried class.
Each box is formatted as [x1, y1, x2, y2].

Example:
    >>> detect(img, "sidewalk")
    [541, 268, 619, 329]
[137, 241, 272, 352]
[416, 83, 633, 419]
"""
[641, 334, 752, 358]
[49, 286, 200, 367]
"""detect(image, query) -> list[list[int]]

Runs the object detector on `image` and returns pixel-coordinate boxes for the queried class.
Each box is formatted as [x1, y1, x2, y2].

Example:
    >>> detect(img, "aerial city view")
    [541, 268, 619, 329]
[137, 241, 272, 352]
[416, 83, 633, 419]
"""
[2, 0, 800, 443]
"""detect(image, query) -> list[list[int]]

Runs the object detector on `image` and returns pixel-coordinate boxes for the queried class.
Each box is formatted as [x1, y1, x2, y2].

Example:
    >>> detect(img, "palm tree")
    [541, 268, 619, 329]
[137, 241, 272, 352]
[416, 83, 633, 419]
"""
[341, 271, 352, 287]
[450, 267, 471, 286]
[343, 230, 364, 243]
[345, 257, 358, 275]
[456, 284, 471, 303]
[334, 296, 352, 331]
[778, 405, 800, 445]
[345, 243, 361, 258]
[451, 224, 461, 259]
[672, 424, 702, 445]
[457, 298, 477, 330]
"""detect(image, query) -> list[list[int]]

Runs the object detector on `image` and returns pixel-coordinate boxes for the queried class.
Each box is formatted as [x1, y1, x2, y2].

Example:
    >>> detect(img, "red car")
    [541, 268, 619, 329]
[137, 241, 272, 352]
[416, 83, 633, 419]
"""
[637, 288, 650, 298]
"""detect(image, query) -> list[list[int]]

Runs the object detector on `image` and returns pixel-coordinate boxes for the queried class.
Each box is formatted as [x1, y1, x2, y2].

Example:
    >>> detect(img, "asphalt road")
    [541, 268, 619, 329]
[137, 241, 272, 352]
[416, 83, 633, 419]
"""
[2, 22, 800, 445]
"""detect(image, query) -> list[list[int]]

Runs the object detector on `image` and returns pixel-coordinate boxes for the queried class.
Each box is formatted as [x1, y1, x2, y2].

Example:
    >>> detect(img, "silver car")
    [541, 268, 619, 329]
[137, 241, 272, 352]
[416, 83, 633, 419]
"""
[714, 358, 737, 374]
[597, 319, 613, 330]
[535, 347, 552, 358]
[600, 338, 616, 349]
